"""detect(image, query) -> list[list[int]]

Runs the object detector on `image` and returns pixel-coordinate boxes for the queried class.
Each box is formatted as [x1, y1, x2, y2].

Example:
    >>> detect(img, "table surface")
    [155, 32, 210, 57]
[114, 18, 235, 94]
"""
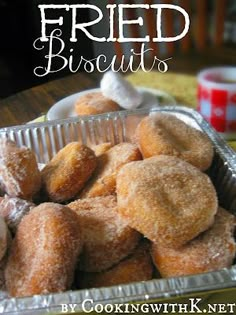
[0, 71, 198, 127]
[0, 72, 101, 128]
[0, 70, 235, 149]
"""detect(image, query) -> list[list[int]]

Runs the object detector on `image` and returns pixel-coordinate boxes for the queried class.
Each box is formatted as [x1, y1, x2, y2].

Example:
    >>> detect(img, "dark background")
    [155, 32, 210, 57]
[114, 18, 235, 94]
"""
[0, 0, 93, 98]
[0, 0, 236, 99]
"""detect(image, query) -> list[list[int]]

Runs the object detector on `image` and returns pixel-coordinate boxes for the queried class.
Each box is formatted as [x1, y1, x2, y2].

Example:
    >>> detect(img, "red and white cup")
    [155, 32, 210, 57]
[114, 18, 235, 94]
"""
[197, 67, 236, 140]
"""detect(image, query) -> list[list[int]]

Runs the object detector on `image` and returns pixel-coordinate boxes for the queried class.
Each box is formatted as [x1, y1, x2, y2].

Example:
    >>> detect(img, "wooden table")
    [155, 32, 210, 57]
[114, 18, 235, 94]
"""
[0, 71, 198, 128]
[0, 72, 101, 128]
[0, 70, 235, 149]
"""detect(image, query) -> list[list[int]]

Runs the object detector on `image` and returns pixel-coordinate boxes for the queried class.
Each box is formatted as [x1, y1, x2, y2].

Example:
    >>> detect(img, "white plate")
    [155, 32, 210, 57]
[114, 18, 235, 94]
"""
[47, 87, 176, 121]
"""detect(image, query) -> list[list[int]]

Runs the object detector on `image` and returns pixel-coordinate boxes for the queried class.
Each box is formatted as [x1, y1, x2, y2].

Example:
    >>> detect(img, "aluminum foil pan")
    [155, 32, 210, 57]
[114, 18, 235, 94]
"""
[0, 106, 235, 315]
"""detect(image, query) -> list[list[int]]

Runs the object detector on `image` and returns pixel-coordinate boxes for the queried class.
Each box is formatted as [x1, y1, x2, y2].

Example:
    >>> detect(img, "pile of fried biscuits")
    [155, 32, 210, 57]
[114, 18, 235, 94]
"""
[0, 113, 235, 298]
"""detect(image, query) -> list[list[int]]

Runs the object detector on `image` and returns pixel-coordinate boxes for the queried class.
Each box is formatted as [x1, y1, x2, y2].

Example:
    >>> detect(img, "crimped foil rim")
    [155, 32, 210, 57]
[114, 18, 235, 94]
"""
[1, 105, 234, 169]
[0, 106, 235, 314]
[1, 266, 236, 314]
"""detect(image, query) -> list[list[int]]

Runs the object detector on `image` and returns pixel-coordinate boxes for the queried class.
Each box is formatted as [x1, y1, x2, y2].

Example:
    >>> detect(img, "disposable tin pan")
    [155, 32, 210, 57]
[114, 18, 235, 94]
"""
[0, 106, 235, 315]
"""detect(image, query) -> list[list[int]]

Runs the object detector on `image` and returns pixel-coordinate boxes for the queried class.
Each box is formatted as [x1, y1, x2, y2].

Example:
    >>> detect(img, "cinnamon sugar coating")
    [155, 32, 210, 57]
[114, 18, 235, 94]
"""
[0, 195, 35, 234]
[151, 207, 236, 277]
[41, 142, 97, 202]
[135, 114, 214, 171]
[91, 142, 113, 156]
[5, 202, 83, 297]
[80, 143, 142, 198]
[74, 92, 120, 116]
[78, 240, 153, 289]
[117, 155, 218, 248]
[68, 196, 141, 272]
[0, 139, 41, 200]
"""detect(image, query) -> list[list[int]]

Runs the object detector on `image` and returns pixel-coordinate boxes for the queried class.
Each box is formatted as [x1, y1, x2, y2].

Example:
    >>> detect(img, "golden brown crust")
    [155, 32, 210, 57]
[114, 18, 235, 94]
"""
[78, 240, 153, 289]
[151, 207, 236, 277]
[68, 196, 141, 272]
[41, 142, 97, 202]
[117, 155, 218, 248]
[91, 142, 113, 157]
[135, 114, 214, 171]
[80, 143, 142, 198]
[0, 139, 41, 200]
[5, 202, 82, 297]
[74, 92, 120, 116]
